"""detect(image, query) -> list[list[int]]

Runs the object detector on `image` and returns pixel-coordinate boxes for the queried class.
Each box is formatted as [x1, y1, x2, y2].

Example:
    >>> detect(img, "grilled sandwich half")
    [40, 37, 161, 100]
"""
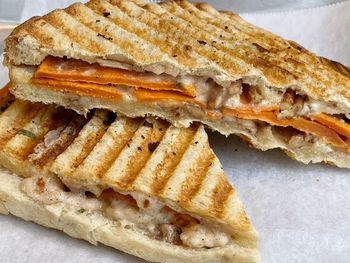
[5, 0, 350, 168]
[0, 87, 259, 263]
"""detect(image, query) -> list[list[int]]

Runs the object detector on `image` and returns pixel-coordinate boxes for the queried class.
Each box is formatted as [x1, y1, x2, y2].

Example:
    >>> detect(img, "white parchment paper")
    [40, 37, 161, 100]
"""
[0, 1, 350, 263]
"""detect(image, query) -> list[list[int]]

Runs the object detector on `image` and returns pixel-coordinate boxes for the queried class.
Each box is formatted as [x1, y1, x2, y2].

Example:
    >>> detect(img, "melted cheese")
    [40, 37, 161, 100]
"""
[22, 175, 102, 210]
[21, 175, 232, 248]
[181, 224, 231, 248]
[36, 56, 196, 97]
[223, 108, 348, 148]
[32, 58, 350, 149]
[133, 88, 206, 107]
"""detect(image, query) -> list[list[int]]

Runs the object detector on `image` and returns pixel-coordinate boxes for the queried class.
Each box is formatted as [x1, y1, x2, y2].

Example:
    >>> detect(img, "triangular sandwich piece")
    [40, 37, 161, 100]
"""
[0, 88, 259, 263]
[5, 0, 350, 168]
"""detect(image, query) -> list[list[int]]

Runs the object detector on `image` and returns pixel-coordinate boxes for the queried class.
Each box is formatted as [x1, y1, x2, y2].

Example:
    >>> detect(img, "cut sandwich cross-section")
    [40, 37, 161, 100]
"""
[0, 90, 259, 263]
[31, 58, 350, 149]
[5, 0, 350, 168]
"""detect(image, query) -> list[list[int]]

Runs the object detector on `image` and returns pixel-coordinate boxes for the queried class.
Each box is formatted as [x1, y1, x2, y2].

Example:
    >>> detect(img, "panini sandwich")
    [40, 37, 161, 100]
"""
[5, 0, 350, 168]
[0, 87, 259, 263]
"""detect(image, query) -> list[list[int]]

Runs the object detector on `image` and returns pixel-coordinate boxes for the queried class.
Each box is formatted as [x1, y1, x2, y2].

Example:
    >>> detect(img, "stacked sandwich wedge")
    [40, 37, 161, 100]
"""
[4, 0, 350, 168]
[0, 82, 259, 262]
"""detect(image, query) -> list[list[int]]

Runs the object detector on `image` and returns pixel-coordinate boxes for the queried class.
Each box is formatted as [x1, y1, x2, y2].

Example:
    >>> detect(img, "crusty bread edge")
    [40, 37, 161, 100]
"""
[0, 166, 260, 263]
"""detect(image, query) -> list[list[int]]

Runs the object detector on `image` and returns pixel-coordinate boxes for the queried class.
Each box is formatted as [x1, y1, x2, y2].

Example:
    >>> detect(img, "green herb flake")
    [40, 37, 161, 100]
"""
[77, 208, 86, 214]
[17, 129, 36, 139]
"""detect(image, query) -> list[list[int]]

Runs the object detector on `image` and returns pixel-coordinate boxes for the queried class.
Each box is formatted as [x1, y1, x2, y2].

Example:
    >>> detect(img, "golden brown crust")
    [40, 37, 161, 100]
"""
[0, 167, 260, 263]
[4, 0, 350, 108]
[0, 96, 258, 248]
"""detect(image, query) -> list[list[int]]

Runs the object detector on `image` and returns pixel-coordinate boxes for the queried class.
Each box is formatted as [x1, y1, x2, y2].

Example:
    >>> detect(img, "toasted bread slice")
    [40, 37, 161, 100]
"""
[8, 69, 350, 168]
[5, 0, 349, 110]
[0, 93, 259, 262]
[4, 0, 350, 168]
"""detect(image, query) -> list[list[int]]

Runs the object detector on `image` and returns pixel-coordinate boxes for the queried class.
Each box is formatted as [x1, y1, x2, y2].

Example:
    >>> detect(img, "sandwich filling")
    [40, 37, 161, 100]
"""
[31, 56, 350, 150]
[21, 174, 232, 249]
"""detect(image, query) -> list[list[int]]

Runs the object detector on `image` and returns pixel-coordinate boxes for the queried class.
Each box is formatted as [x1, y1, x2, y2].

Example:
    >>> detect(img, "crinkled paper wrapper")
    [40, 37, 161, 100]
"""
[0, 1, 349, 262]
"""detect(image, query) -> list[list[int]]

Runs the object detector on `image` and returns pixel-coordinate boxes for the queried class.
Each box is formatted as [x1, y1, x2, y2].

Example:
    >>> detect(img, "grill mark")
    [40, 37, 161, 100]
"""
[124, 0, 349, 95]
[159, 1, 296, 85]
[116, 1, 238, 75]
[29, 114, 87, 168]
[26, 107, 76, 157]
[179, 145, 215, 206]
[151, 126, 198, 194]
[0, 101, 44, 146]
[22, 19, 57, 49]
[43, 10, 107, 54]
[115, 121, 169, 189]
[4, 106, 58, 161]
[211, 174, 234, 218]
[65, 3, 165, 64]
[162, 2, 295, 85]
[87, 0, 197, 68]
[64, 115, 110, 174]
[124, 1, 251, 76]
[89, 118, 141, 179]
[190, 2, 347, 94]
[121, 0, 346, 97]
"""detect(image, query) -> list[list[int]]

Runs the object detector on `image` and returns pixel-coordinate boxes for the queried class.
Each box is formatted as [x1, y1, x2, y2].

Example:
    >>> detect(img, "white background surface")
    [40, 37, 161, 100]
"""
[0, 1, 350, 263]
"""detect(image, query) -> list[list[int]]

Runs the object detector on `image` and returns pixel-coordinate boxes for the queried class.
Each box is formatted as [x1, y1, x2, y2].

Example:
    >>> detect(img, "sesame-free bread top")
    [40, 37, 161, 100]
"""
[4, 0, 350, 110]
[0, 93, 258, 252]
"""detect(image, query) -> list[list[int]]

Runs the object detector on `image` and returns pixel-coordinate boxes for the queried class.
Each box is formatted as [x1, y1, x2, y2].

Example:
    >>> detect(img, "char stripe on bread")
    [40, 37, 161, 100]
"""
[5, 0, 350, 169]
[5, 0, 349, 101]
[190, 1, 349, 88]
[0, 93, 258, 257]
[0, 100, 44, 144]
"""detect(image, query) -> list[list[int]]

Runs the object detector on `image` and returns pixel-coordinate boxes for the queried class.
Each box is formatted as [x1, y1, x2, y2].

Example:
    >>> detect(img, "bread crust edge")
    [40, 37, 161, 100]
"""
[0, 167, 260, 263]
